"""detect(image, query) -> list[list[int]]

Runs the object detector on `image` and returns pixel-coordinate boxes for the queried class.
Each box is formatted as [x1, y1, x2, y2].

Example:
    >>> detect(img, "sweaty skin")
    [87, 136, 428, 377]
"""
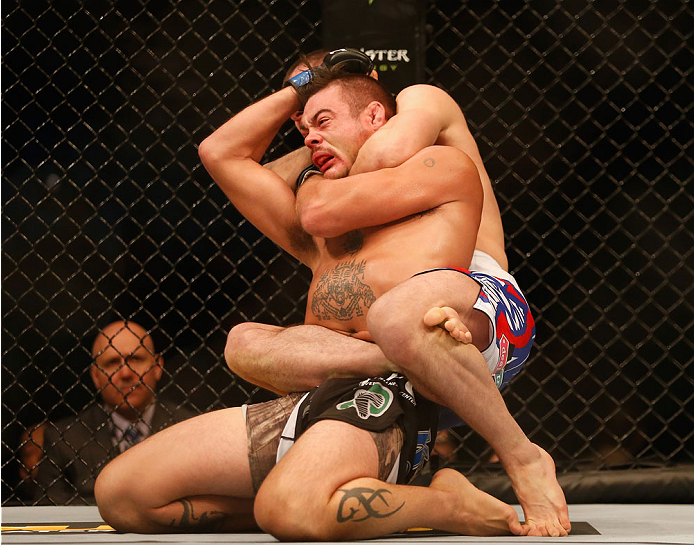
[295, 86, 483, 341]
[201, 78, 570, 537]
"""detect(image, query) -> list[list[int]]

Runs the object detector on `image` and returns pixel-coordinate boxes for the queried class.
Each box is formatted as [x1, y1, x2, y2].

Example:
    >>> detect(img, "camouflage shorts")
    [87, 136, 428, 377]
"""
[244, 392, 404, 493]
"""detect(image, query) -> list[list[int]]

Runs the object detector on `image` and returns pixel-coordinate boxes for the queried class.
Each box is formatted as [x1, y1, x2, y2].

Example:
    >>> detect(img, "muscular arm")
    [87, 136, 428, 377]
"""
[349, 85, 455, 174]
[297, 146, 482, 238]
[263, 147, 313, 191]
[198, 88, 317, 265]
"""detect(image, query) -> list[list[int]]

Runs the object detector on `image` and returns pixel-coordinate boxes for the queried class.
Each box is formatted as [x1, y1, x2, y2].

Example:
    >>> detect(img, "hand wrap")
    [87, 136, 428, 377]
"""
[285, 48, 374, 89]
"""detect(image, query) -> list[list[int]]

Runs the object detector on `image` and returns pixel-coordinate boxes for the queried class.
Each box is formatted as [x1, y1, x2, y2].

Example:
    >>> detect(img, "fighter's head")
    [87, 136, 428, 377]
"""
[296, 66, 396, 179]
[284, 49, 378, 136]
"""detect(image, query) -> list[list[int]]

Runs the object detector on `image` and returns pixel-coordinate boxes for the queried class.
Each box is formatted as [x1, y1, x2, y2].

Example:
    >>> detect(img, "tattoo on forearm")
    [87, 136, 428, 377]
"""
[341, 229, 364, 255]
[336, 487, 405, 523]
[169, 499, 228, 532]
[423, 158, 435, 167]
[311, 259, 376, 321]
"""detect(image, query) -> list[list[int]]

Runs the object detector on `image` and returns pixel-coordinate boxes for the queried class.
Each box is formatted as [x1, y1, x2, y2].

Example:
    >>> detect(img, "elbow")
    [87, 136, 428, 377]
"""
[198, 135, 228, 170]
[197, 136, 217, 169]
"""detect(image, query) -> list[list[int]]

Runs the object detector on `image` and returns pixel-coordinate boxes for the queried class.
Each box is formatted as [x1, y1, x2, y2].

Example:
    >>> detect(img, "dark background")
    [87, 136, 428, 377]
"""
[3, 0, 693, 504]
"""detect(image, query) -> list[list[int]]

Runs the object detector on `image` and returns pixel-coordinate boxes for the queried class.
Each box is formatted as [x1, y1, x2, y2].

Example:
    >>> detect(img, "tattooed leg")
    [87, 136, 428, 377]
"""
[254, 418, 521, 541]
[96, 407, 257, 533]
[148, 495, 257, 533]
[326, 471, 521, 539]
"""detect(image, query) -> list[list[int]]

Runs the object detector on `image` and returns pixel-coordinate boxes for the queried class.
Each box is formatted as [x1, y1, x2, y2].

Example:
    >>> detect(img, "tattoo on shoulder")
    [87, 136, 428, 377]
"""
[423, 158, 435, 168]
[311, 259, 376, 321]
[336, 487, 405, 523]
[169, 499, 228, 532]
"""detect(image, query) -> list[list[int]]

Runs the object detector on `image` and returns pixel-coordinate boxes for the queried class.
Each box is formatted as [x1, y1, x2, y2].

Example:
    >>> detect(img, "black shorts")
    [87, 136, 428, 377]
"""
[245, 374, 438, 490]
[280, 374, 439, 485]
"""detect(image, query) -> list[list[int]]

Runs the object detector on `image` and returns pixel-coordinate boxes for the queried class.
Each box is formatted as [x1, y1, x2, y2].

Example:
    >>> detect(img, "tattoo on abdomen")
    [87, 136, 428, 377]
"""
[311, 260, 376, 321]
[336, 487, 405, 522]
[169, 499, 228, 531]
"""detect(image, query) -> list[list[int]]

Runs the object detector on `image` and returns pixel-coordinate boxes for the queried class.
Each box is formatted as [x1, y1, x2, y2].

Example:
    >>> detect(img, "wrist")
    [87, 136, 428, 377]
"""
[285, 68, 313, 90]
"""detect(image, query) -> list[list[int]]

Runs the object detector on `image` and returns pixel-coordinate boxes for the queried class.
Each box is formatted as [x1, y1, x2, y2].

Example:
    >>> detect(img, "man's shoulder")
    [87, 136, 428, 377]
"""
[48, 404, 108, 431]
[43, 404, 111, 451]
[406, 145, 474, 171]
[396, 84, 458, 111]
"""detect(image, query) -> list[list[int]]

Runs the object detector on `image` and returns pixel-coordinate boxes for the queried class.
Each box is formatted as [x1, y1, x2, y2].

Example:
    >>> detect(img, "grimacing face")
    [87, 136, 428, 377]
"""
[300, 85, 372, 179]
[90, 322, 162, 417]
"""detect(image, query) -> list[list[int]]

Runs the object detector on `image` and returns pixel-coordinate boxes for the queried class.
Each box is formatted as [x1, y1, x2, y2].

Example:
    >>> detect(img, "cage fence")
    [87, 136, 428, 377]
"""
[2, 0, 693, 505]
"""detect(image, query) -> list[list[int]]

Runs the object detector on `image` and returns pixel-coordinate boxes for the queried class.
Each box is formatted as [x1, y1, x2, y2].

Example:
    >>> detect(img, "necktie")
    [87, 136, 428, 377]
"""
[123, 426, 143, 449]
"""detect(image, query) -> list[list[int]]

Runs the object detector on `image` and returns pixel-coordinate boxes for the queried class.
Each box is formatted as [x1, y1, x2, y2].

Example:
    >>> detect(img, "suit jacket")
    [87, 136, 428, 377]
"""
[35, 399, 195, 505]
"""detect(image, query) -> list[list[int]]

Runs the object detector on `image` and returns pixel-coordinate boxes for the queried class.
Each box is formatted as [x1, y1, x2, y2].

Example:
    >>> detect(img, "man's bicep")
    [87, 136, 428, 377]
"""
[207, 158, 316, 263]
[350, 109, 440, 174]
[263, 147, 312, 190]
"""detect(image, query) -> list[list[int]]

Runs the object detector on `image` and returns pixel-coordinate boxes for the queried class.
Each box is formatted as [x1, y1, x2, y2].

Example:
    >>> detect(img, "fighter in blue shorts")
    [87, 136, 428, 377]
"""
[415, 249, 536, 430]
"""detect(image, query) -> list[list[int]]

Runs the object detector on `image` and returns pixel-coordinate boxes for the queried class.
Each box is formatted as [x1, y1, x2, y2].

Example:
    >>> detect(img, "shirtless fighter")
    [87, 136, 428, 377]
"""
[95, 65, 525, 539]
[225, 52, 571, 537]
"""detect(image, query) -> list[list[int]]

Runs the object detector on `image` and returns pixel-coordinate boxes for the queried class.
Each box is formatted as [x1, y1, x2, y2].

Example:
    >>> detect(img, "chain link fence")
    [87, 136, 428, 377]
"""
[3, 0, 692, 505]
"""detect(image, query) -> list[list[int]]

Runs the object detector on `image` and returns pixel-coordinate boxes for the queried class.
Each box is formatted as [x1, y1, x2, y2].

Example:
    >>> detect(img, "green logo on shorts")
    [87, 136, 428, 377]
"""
[337, 383, 393, 419]
[494, 369, 504, 388]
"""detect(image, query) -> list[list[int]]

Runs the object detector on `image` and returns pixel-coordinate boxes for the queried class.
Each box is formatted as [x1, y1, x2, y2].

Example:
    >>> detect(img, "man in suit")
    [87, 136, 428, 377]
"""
[35, 320, 195, 505]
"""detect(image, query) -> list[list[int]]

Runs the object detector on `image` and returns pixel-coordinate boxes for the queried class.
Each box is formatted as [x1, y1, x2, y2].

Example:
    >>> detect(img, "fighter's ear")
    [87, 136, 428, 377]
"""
[363, 101, 387, 129]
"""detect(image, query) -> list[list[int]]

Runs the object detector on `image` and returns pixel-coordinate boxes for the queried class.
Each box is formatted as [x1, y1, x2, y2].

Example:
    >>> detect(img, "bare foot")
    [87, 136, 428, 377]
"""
[429, 468, 522, 536]
[423, 307, 472, 343]
[506, 444, 571, 537]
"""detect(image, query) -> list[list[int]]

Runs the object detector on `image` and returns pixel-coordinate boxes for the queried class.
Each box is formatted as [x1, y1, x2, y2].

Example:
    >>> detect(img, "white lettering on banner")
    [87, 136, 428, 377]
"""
[476, 275, 525, 332]
[361, 49, 410, 62]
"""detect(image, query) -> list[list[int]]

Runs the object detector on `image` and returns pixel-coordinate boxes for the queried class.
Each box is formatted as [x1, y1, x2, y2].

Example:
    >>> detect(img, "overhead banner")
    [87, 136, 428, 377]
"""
[321, 0, 426, 94]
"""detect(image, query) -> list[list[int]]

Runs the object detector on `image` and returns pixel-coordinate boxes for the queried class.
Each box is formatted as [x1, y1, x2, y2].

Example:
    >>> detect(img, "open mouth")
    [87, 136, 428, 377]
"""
[312, 152, 335, 173]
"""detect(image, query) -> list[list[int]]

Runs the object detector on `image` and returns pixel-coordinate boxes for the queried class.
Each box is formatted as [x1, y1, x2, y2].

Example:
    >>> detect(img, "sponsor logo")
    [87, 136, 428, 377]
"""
[494, 369, 505, 388]
[360, 48, 410, 72]
[413, 429, 432, 471]
[337, 383, 393, 419]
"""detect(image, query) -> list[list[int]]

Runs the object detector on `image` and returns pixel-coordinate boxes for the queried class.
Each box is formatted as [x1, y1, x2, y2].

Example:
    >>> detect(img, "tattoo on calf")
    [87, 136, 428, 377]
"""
[169, 499, 228, 531]
[311, 259, 376, 321]
[336, 487, 405, 523]
[423, 158, 435, 168]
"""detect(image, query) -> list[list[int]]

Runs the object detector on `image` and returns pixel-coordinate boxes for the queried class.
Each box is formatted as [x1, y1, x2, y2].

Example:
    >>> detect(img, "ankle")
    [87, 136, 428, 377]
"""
[499, 441, 541, 472]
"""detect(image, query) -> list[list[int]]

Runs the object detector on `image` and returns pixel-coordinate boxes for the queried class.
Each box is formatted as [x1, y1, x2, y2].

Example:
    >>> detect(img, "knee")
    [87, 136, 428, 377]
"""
[95, 461, 139, 532]
[254, 480, 338, 541]
[224, 322, 260, 374]
[367, 293, 422, 364]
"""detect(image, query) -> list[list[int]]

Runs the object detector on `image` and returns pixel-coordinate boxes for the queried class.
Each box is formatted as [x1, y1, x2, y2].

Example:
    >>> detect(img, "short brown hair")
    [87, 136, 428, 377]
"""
[296, 64, 396, 120]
